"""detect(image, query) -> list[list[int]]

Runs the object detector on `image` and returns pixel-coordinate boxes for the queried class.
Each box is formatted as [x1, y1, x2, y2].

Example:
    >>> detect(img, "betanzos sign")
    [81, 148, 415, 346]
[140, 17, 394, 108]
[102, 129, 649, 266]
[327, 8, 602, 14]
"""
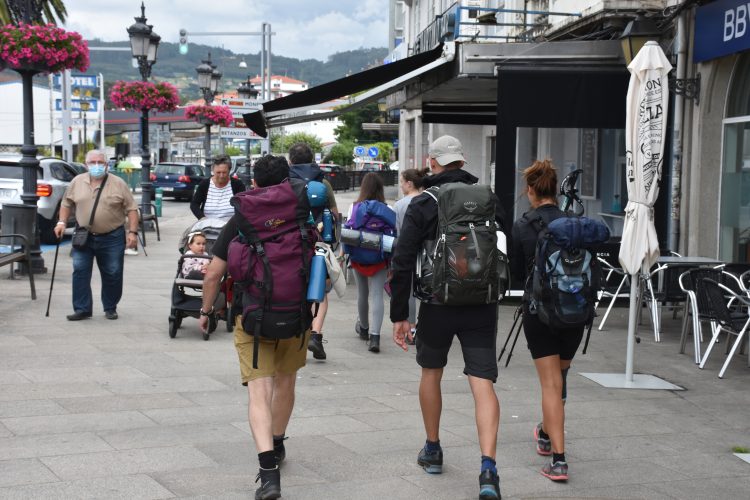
[695, 0, 750, 62]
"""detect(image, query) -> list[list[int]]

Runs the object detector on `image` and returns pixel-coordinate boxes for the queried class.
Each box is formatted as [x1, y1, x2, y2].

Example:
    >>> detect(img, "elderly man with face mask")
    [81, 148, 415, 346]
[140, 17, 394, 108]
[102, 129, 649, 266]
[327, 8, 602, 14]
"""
[54, 149, 139, 321]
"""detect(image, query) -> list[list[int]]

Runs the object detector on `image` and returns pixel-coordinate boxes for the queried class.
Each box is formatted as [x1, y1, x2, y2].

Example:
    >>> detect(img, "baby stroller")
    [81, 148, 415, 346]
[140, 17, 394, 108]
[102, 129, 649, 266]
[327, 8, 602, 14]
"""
[169, 218, 234, 340]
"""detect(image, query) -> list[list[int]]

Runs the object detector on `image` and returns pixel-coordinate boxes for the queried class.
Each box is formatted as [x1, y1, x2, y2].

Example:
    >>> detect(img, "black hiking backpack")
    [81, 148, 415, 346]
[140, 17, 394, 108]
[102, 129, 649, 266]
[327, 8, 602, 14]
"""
[526, 212, 609, 353]
[414, 183, 510, 306]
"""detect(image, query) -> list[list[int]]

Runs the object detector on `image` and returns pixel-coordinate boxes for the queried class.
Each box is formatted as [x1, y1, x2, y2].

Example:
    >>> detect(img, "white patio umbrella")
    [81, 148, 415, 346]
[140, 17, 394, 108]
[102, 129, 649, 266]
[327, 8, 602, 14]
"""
[618, 41, 672, 383]
[582, 41, 681, 390]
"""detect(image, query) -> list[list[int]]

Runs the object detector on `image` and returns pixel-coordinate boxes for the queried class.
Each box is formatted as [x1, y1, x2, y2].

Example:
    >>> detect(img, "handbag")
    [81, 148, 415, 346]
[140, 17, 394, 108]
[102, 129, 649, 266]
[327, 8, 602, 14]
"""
[71, 175, 108, 250]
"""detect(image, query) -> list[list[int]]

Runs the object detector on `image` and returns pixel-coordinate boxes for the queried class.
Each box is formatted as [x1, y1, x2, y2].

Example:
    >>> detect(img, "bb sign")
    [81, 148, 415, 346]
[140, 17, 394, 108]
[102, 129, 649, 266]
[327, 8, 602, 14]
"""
[695, 0, 750, 62]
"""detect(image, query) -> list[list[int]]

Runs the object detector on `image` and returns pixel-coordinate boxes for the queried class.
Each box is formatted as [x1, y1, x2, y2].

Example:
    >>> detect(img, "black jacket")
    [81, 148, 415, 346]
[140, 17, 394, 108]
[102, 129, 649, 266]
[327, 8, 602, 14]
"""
[389, 169, 509, 322]
[510, 204, 567, 290]
[190, 177, 246, 219]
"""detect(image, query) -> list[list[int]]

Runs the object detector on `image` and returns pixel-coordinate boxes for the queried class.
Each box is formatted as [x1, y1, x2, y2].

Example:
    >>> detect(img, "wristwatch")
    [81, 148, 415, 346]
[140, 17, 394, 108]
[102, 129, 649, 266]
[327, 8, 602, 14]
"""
[128, 230, 138, 235]
[199, 307, 214, 317]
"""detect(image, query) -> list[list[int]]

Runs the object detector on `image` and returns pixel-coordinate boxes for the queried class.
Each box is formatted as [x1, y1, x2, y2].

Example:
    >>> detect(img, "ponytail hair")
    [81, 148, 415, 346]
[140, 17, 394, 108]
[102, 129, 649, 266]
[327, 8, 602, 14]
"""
[522, 159, 558, 200]
[401, 167, 429, 190]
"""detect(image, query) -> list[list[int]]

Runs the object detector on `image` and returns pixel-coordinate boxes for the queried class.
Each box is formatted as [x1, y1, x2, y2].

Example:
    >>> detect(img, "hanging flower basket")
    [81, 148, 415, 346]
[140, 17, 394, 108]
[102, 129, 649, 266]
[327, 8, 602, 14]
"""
[0, 23, 89, 73]
[185, 104, 234, 127]
[110, 80, 180, 112]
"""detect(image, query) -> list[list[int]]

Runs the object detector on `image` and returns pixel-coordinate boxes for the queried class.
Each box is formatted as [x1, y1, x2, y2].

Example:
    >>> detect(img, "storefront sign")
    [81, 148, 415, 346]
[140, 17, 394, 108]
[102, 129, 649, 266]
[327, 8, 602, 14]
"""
[695, 0, 750, 62]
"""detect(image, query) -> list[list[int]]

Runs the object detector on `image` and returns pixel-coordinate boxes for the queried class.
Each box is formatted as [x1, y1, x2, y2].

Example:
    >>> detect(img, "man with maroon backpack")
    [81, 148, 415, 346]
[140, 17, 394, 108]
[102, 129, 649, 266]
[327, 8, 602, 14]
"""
[200, 155, 316, 500]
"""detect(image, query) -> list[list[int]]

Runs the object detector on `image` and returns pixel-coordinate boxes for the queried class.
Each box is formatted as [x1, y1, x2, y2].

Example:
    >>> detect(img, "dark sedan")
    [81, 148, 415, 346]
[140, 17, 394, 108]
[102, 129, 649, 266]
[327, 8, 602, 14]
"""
[150, 162, 206, 200]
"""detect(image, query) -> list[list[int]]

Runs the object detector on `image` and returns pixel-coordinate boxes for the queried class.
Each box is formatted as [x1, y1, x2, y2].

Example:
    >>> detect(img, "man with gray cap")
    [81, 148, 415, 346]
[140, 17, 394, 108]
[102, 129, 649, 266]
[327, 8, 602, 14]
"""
[390, 135, 508, 500]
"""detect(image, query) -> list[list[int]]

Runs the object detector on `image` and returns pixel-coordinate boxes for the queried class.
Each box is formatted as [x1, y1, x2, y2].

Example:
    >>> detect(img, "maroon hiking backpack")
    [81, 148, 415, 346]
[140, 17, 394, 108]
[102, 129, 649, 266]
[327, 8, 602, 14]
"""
[226, 179, 318, 368]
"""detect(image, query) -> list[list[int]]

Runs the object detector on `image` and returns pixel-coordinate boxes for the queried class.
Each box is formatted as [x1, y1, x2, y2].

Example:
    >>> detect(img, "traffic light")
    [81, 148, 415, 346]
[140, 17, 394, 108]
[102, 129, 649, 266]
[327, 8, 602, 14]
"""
[179, 29, 188, 55]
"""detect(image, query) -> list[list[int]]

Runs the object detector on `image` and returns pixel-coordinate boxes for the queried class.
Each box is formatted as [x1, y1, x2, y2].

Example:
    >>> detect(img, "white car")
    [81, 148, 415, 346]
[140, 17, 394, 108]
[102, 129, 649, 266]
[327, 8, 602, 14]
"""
[0, 156, 79, 244]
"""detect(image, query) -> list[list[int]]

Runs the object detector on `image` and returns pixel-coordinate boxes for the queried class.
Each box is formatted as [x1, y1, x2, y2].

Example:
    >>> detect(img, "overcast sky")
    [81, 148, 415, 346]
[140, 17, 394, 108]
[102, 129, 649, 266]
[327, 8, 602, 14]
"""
[62, 0, 389, 60]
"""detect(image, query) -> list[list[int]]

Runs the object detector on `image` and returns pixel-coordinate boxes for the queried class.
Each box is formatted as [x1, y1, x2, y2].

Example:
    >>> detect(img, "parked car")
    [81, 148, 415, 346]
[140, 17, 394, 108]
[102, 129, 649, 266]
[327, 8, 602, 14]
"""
[230, 158, 253, 188]
[70, 161, 87, 175]
[318, 163, 344, 176]
[0, 156, 79, 244]
[150, 162, 206, 201]
[357, 160, 388, 172]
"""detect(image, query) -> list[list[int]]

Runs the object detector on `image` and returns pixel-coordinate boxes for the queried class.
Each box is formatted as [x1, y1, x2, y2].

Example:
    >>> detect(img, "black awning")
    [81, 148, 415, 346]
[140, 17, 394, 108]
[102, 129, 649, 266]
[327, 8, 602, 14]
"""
[244, 44, 451, 137]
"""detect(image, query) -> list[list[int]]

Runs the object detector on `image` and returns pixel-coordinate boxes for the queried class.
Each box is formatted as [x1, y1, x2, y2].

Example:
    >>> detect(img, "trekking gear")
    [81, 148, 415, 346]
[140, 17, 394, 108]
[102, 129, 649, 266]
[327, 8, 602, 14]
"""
[308, 332, 326, 360]
[534, 423, 552, 456]
[416, 183, 510, 306]
[254, 466, 281, 500]
[559, 168, 584, 216]
[498, 304, 523, 366]
[321, 208, 334, 242]
[417, 445, 443, 474]
[226, 179, 318, 368]
[527, 212, 609, 353]
[306, 249, 327, 302]
[478, 469, 501, 499]
[343, 200, 396, 265]
[541, 460, 569, 481]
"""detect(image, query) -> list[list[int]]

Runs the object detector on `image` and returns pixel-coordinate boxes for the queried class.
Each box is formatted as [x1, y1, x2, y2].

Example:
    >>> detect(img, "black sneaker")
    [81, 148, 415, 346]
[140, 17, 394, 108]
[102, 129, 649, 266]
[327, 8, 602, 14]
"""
[479, 469, 501, 499]
[274, 438, 287, 464]
[368, 334, 380, 353]
[254, 466, 281, 500]
[66, 311, 92, 321]
[355, 321, 369, 340]
[417, 446, 443, 474]
[308, 332, 327, 360]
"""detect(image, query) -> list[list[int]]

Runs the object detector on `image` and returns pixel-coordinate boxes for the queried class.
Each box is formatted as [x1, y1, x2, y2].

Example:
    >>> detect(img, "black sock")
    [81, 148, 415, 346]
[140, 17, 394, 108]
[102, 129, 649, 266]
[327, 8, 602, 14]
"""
[552, 452, 566, 464]
[273, 434, 286, 449]
[258, 450, 277, 469]
[538, 427, 550, 440]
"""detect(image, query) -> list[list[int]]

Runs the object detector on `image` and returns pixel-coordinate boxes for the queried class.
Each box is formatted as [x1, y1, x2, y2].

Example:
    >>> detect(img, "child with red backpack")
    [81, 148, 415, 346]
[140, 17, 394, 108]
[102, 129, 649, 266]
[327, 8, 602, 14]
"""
[343, 173, 397, 353]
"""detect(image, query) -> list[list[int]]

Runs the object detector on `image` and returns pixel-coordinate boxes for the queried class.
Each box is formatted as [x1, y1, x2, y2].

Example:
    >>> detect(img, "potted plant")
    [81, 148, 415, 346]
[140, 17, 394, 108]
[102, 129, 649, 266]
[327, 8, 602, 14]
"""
[0, 22, 89, 73]
[185, 104, 234, 127]
[110, 80, 180, 112]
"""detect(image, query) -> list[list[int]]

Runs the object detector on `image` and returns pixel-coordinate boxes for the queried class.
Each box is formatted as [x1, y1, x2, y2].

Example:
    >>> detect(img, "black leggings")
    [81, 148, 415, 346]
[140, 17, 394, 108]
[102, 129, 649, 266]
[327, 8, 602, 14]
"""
[522, 306, 584, 360]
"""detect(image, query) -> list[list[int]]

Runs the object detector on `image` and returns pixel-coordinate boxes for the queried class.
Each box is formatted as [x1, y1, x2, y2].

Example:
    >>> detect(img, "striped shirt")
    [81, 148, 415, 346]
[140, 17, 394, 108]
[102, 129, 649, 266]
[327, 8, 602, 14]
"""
[203, 180, 235, 219]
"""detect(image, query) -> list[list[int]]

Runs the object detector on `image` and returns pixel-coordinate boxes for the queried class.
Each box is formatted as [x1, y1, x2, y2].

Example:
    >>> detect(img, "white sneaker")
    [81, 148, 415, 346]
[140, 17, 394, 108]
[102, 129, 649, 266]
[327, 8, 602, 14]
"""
[124, 248, 139, 256]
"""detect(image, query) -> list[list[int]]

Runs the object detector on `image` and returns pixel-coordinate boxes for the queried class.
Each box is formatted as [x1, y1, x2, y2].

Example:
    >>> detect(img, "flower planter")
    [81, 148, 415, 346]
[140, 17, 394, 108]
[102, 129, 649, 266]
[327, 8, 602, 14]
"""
[185, 104, 234, 127]
[110, 80, 180, 112]
[0, 23, 89, 73]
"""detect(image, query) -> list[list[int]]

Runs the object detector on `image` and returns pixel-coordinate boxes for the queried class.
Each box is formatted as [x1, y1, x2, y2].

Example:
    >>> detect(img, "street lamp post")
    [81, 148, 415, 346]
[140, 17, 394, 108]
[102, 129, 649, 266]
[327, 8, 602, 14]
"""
[80, 95, 91, 156]
[127, 1, 160, 219]
[196, 53, 222, 171]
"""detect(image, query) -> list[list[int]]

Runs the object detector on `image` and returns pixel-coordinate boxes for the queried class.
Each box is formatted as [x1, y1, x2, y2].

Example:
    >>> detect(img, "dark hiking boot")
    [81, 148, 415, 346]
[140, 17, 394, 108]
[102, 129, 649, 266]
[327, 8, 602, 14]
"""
[254, 466, 281, 500]
[308, 332, 327, 360]
[355, 321, 369, 340]
[368, 334, 380, 353]
[417, 445, 443, 474]
[479, 469, 501, 499]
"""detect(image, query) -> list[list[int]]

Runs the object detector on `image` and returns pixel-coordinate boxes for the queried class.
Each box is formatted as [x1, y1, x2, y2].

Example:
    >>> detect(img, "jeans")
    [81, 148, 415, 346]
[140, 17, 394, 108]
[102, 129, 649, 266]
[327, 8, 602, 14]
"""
[72, 226, 125, 314]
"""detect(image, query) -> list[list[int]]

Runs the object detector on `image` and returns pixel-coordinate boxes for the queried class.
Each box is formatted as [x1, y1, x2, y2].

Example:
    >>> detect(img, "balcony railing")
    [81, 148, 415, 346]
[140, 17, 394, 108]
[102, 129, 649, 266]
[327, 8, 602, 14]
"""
[409, 1, 582, 57]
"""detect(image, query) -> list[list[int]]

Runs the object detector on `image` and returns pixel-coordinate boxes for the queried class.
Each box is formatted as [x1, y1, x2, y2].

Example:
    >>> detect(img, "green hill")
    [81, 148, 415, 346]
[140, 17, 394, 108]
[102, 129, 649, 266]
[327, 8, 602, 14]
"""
[87, 40, 388, 105]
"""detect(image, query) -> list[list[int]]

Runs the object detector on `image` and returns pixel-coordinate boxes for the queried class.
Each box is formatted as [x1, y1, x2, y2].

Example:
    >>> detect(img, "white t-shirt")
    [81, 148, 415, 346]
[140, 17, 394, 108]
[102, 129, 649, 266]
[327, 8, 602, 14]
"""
[203, 180, 234, 219]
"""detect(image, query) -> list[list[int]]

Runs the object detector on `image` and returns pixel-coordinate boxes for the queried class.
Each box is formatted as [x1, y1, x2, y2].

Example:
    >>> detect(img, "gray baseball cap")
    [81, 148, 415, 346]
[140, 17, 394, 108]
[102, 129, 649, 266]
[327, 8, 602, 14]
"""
[428, 135, 465, 166]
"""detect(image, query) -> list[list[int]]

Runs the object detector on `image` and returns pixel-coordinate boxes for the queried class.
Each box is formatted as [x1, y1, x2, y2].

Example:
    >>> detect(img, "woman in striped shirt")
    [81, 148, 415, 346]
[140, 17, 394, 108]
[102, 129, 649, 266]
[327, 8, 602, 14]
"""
[190, 156, 246, 219]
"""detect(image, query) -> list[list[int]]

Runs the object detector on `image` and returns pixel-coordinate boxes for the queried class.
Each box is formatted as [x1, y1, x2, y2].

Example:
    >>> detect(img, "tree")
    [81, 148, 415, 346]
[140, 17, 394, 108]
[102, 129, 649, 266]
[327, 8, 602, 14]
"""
[324, 141, 356, 168]
[0, 0, 67, 24]
[223, 145, 244, 157]
[271, 131, 322, 155]
[334, 102, 382, 143]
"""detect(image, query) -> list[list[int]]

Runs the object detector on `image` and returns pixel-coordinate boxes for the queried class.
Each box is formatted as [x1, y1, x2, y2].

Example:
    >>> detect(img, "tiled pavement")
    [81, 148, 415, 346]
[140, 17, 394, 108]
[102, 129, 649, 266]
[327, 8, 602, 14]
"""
[1, 188, 749, 499]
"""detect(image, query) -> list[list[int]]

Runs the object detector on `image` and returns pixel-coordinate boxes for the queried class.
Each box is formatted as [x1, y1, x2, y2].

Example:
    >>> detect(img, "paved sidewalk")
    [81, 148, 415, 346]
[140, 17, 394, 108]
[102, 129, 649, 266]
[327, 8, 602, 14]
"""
[1, 188, 749, 499]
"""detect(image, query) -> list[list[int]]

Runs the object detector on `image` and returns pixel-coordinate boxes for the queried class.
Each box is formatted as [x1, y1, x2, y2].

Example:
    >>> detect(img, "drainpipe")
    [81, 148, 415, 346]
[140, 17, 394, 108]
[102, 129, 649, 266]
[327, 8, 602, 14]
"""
[668, 12, 687, 253]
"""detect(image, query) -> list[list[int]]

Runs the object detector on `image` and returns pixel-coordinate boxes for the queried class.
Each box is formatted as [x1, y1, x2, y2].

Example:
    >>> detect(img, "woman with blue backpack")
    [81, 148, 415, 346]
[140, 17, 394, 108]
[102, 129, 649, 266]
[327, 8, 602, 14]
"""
[343, 173, 397, 353]
[510, 159, 582, 483]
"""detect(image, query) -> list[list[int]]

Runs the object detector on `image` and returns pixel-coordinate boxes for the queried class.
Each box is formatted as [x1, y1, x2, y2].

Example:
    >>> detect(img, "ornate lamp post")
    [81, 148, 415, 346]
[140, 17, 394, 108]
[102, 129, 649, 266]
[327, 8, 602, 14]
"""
[80, 94, 91, 155]
[127, 1, 160, 218]
[195, 53, 222, 171]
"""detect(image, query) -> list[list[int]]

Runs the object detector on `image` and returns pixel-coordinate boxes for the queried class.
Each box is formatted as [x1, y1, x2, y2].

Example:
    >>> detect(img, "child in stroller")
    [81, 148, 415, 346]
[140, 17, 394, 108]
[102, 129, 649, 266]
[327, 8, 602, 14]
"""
[169, 219, 233, 340]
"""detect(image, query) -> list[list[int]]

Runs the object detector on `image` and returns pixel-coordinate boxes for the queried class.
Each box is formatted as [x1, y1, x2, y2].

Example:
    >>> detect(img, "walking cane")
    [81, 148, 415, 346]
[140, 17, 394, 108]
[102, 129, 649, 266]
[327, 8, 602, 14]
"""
[45, 237, 61, 317]
[137, 232, 148, 257]
[498, 304, 522, 363]
[504, 318, 524, 367]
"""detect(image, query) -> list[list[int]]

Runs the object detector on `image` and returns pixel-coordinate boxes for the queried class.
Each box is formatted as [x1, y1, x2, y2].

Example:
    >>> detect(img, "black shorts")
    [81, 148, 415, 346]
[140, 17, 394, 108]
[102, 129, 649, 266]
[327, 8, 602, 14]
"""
[415, 303, 498, 382]
[522, 305, 584, 360]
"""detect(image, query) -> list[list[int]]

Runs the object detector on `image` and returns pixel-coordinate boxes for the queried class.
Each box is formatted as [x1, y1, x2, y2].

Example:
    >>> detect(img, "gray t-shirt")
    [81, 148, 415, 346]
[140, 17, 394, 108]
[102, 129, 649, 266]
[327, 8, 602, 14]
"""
[393, 194, 416, 232]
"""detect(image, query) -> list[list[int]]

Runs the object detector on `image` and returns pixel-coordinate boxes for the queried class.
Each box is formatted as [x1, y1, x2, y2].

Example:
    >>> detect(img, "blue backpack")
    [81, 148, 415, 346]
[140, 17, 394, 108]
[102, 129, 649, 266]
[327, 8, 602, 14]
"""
[527, 213, 609, 352]
[344, 200, 397, 265]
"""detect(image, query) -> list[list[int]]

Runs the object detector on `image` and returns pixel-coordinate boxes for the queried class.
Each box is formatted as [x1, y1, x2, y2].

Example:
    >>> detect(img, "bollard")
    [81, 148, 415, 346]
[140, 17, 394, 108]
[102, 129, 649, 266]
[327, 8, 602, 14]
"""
[155, 187, 163, 217]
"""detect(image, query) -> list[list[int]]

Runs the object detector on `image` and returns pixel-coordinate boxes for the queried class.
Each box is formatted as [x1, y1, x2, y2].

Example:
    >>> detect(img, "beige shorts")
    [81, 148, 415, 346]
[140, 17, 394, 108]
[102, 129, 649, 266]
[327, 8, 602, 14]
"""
[233, 317, 310, 384]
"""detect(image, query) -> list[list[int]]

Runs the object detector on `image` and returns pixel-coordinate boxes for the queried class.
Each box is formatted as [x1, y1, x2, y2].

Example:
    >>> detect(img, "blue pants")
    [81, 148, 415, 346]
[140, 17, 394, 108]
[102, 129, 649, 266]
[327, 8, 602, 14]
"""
[72, 226, 125, 314]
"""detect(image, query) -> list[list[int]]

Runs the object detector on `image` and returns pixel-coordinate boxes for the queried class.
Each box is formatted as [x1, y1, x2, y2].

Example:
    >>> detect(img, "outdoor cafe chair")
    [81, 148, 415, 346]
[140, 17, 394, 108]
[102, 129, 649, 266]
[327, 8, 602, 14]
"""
[678, 268, 726, 364]
[596, 256, 631, 331]
[699, 278, 750, 378]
